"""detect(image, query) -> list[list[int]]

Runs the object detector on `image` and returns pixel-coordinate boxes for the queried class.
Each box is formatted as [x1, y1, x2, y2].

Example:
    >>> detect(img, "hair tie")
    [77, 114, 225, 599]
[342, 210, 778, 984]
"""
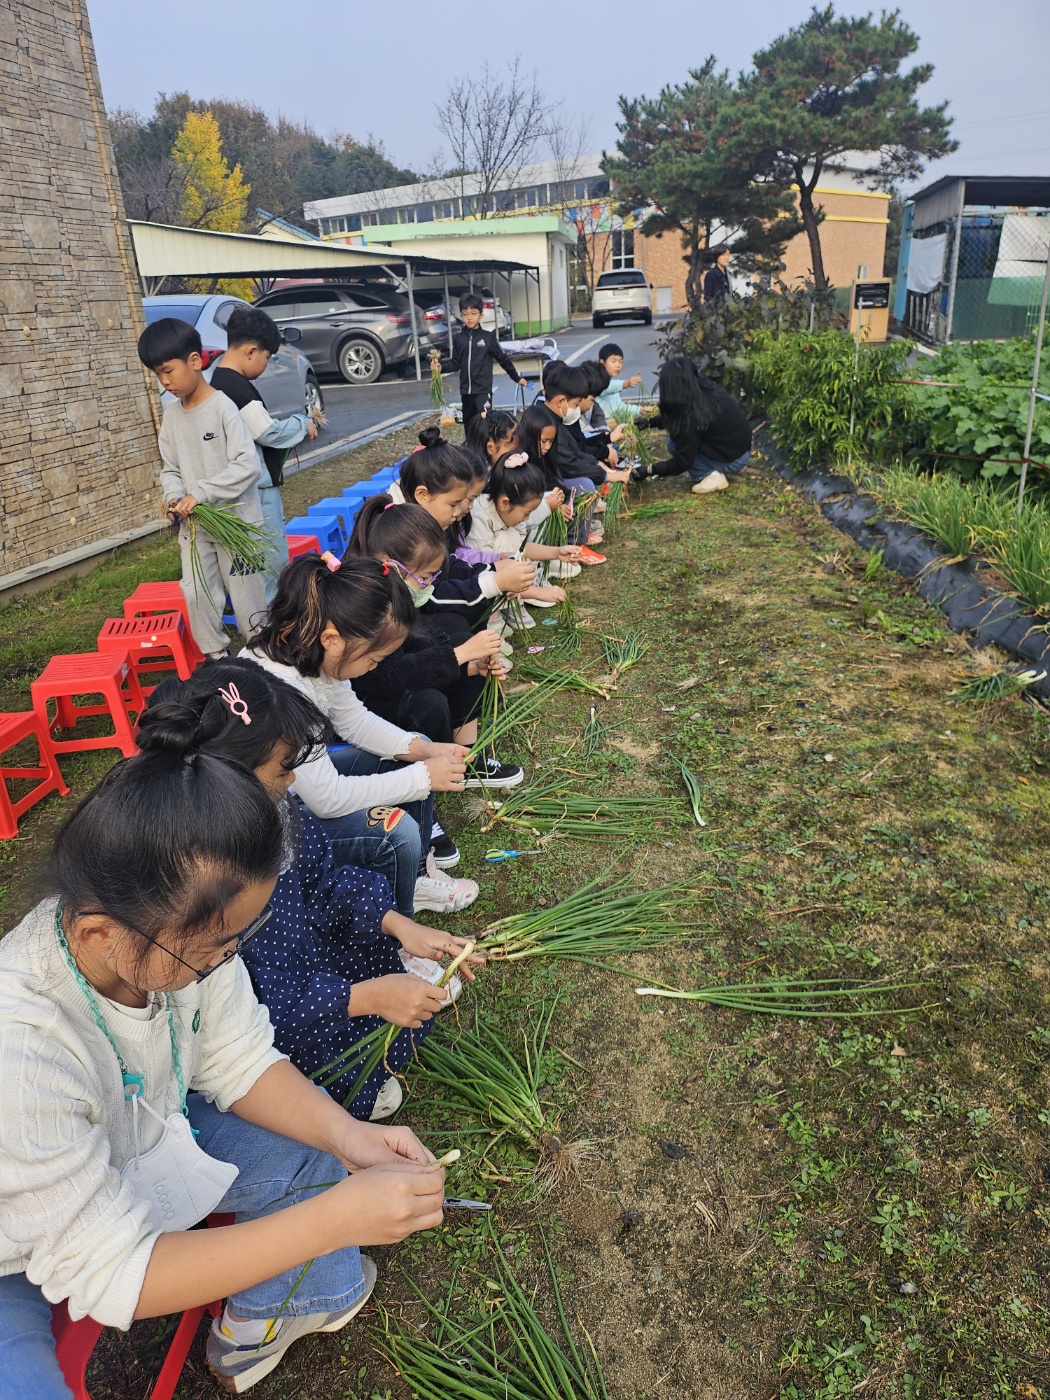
[384, 501, 396, 510]
[320, 551, 341, 573]
[382, 563, 389, 575]
[504, 452, 529, 469]
[218, 682, 251, 726]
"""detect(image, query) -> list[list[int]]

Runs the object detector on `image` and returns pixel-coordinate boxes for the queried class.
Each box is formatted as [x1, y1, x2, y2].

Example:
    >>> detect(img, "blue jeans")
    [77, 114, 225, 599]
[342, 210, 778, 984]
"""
[688, 448, 751, 484]
[258, 483, 290, 606]
[0, 1099, 364, 1400]
[310, 745, 433, 915]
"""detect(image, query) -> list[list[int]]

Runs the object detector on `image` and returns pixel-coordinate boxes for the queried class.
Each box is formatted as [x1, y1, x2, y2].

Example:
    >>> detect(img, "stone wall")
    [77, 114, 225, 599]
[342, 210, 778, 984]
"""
[0, 0, 160, 585]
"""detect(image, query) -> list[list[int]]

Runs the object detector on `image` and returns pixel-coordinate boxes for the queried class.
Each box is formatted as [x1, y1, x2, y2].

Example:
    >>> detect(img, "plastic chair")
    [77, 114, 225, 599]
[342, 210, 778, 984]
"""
[122, 583, 205, 668]
[370, 466, 399, 486]
[286, 514, 342, 556]
[31, 651, 144, 759]
[286, 532, 321, 560]
[307, 498, 356, 542]
[341, 482, 377, 501]
[96, 615, 198, 695]
[0, 711, 70, 838]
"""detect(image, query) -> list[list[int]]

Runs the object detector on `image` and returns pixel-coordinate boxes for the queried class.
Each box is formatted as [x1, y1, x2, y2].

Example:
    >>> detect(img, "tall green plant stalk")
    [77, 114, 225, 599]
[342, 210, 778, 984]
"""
[483, 778, 667, 840]
[466, 672, 570, 761]
[184, 504, 270, 611]
[635, 976, 921, 1019]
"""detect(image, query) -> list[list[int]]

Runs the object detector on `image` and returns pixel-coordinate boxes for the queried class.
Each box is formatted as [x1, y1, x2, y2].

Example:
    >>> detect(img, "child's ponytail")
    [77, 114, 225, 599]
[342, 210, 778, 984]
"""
[250, 554, 414, 676]
[486, 450, 547, 508]
[465, 409, 519, 462]
[346, 494, 447, 569]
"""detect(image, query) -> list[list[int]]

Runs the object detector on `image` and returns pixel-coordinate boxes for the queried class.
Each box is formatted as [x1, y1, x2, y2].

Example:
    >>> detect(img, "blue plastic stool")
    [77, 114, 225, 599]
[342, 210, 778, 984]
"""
[286, 513, 343, 555]
[370, 467, 399, 486]
[222, 594, 236, 627]
[307, 498, 358, 543]
[342, 482, 378, 501]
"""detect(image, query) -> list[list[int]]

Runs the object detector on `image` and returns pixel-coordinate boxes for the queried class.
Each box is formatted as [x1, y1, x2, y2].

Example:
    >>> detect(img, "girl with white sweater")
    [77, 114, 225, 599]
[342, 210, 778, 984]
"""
[244, 554, 479, 917]
[0, 737, 445, 1397]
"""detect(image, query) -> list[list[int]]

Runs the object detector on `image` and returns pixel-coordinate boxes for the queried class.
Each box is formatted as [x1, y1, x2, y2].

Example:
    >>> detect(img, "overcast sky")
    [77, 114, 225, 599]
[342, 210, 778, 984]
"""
[88, 0, 1049, 194]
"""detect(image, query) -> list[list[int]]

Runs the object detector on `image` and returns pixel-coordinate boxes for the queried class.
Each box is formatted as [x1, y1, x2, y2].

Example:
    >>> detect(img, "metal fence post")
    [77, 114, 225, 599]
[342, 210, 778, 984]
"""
[1018, 249, 1050, 514]
[943, 185, 966, 344]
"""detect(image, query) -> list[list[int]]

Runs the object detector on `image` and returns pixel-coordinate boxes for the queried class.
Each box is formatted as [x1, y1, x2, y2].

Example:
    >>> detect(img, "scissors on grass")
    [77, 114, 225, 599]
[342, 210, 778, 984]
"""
[484, 848, 544, 863]
[443, 1197, 493, 1211]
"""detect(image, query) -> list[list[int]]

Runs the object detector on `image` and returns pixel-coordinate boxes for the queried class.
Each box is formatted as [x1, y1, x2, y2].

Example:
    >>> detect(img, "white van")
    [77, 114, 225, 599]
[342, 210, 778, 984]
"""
[591, 269, 653, 328]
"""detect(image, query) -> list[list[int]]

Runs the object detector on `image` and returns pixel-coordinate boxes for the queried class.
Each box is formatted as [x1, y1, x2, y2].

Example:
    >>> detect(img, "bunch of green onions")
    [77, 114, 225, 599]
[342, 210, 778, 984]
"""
[416, 1002, 558, 1151]
[428, 349, 446, 408]
[635, 977, 921, 1019]
[308, 1022, 400, 1110]
[582, 705, 605, 757]
[537, 505, 569, 582]
[467, 671, 570, 762]
[599, 630, 647, 680]
[378, 1220, 609, 1400]
[514, 654, 610, 697]
[478, 875, 696, 962]
[629, 500, 676, 521]
[952, 667, 1046, 706]
[547, 595, 584, 657]
[671, 754, 706, 828]
[484, 779, 667, 841]
[183, 504, 270, 609]
[602, 480, 626, 537]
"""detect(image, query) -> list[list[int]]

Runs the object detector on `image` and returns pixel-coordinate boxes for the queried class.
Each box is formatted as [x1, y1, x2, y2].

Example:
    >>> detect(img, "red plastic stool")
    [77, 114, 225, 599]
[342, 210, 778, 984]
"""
[97, 614, 199, 695]
[0, 710, 70, 838]
[51, 1296, 223, 1400]
[31, 652, 144, 759]
[123, 582, 205, 667]
[287, 532, 321, 560]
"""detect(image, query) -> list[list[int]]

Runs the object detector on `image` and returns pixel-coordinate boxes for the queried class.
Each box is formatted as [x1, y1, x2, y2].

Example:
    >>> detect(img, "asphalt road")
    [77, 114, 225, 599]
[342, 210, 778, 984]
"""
[286, 317, 673, 477]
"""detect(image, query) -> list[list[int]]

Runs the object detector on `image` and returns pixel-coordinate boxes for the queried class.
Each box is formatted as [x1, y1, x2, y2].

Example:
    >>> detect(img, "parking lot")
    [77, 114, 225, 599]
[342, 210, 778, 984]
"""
[286, 316, 674, 475]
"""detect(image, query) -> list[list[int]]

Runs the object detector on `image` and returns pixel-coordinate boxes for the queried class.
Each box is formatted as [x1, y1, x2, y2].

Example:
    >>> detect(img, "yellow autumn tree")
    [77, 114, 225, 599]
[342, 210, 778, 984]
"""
[171, 111, 252, 295]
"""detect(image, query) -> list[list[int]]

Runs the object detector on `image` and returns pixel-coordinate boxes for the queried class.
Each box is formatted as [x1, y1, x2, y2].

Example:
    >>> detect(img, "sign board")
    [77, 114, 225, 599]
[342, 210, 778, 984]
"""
[853, 280, 891, 310]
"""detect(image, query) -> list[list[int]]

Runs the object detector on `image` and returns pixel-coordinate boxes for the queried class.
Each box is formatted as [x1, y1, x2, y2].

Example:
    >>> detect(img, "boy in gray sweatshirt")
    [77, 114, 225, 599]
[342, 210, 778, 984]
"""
[138, 317, 267, 657]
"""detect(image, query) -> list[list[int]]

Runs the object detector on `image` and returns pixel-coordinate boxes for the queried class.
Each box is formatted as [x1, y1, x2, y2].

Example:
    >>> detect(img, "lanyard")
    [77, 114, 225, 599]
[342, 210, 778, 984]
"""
[54, 903, 189, 1116]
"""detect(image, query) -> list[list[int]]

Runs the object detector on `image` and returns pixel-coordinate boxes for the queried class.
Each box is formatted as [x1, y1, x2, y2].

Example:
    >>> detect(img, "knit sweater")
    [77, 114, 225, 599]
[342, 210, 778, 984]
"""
[241, 650, 431, 818]
[0, 899, 283, 1328]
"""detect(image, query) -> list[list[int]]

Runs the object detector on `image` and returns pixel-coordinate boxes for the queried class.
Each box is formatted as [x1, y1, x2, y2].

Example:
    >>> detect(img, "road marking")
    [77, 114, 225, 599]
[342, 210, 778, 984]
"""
[286, 409, 430, 476]
[563, 334, 607, 364]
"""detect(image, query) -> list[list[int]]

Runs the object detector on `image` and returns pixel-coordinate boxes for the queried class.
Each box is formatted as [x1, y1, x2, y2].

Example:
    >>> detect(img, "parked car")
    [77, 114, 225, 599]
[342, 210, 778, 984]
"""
[412, 286, 512, 341]
[142, 294, 323, 417]
[591, 269, 653, 328]
[255, 284, 430, 385]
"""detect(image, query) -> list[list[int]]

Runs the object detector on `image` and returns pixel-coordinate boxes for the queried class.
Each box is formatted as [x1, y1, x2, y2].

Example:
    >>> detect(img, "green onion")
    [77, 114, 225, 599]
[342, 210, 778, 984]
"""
[635, 976, 923, 1019]
[377, 1217, 609, 1400]
[184, 504, 270, 612]
[602, 481, 626, 537]
[952, 667, 1046, 705]
[582, 706, 604, 757]
[599, 630, 646, 680]
[514, 655, 610, 697]
[629, 501, 676, 521]
[428, 349, 446, 409]
[484, 778, 667, 841]
[670, 754, 706, 828]
[466, 672, 571, 762]
[478, 875, 700, 961]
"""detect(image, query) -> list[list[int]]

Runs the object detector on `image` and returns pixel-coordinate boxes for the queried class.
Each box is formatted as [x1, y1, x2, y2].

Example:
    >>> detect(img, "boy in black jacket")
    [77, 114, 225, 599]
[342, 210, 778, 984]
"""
[443, 293, 526, 428]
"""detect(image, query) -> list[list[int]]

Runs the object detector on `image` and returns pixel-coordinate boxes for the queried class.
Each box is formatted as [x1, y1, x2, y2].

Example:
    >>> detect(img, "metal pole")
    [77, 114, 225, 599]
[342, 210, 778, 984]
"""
[405, 260, 422, 382]
[1017, 246, 1050, 513]
[943, 184, 965, 344]
[509, 273, 516, 340]
[848, 298, 864, 470]
[443, 267, 453, 352]
[525, 271, 532, 337]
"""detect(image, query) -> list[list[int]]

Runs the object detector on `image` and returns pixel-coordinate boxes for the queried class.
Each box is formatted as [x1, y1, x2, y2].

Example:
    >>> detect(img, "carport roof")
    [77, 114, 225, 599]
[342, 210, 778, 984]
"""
[128, 221, 538, 281]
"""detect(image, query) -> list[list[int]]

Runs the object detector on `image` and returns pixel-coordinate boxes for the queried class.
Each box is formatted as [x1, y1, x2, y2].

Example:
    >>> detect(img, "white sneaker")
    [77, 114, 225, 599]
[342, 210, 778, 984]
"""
[692, 471, 729, 494]
[369, 1076, 403, 1120]
[398, 949, 462, 1004]
[527, 594, 557, 607]
[413, 852, 479, 913]
[547, 560, 582, 580]
[499, 638, 514, 657]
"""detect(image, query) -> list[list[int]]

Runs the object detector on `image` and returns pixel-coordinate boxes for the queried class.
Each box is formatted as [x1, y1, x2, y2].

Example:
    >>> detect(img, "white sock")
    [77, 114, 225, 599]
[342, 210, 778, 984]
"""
[219, 1310, 283, 1346]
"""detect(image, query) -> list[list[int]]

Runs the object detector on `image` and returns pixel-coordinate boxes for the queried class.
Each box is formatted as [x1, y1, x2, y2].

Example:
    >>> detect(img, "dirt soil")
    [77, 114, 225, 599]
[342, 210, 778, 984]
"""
[5, 437, 1048, 1399]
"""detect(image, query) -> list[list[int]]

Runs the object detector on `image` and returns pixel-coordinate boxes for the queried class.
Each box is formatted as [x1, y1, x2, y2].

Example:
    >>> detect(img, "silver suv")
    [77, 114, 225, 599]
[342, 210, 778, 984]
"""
[255, 284, 426, 385]
[592, 269, 653, 328]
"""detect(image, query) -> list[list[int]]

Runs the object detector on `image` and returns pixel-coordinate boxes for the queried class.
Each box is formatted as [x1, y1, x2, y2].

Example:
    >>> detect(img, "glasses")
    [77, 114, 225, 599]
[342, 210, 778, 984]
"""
[78, 905, 273, 982]
[388, 558, 440, 589]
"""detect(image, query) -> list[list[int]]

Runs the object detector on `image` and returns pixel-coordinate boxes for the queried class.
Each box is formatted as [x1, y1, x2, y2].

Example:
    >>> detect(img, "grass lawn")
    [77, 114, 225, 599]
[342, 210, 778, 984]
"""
[6, 435, 1048, 1399]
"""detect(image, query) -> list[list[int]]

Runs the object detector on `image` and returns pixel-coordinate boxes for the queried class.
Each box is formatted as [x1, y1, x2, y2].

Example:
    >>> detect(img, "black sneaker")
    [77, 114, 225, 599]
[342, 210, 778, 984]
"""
[464, 756, 525, 789]
[430, 819, 460, 868]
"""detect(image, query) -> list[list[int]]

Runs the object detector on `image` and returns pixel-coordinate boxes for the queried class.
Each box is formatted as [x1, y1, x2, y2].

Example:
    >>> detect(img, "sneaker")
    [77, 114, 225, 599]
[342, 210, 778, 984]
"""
[430, 819, 460, 868]
[528, 594, 558, 607]
[465, 756, 525, 789]
[546, 560, 581, 579]
[508, 605, 535, 629]
[578, 545, 607, 565]
[587, 529, 605, 544]
[207, 1257, 377, 1393]
[692, 470, 729, 494]
[369, 1076, 403, 1120]
[498, 637, 514, 657]
[413, 852, 479, 913]
[398, 950, 463, 1004]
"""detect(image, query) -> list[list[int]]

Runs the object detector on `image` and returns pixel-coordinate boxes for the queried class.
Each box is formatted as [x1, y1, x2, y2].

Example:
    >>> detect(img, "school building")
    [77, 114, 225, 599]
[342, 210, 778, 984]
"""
[305, 154, 890, 317]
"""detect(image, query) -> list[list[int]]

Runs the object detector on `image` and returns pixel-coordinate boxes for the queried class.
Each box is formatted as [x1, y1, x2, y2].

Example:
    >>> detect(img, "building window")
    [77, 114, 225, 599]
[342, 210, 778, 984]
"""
[348, 215, 362, 233]
[611, 229, 635, 269]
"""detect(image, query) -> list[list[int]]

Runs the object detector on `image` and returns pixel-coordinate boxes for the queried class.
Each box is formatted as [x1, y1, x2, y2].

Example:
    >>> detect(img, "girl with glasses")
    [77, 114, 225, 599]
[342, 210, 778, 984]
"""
[0, 733, 446, 1397]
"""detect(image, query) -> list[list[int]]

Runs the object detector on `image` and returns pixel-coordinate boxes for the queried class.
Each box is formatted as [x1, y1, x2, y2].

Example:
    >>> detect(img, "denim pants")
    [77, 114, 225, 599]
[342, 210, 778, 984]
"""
[310, 745, 433, 915]
[688, 448, 751, 484]
[0, 1099, 364, 1400]
[258, 483, 290, 605]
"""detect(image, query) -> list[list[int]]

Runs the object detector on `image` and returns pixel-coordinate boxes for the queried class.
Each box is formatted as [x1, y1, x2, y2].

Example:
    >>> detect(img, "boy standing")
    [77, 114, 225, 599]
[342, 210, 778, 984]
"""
[211, 306, 318, 601]
[443, 293, 526, 429]
[138, 317, 266, 659]
[596, 343, 643, 421]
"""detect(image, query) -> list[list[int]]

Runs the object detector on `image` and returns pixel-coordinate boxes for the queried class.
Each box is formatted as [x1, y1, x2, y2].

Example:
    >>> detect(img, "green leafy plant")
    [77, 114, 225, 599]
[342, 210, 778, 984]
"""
[670, 754, 706, 827]
[599, 630, 647, 681]
[952, 667, 1047, 706]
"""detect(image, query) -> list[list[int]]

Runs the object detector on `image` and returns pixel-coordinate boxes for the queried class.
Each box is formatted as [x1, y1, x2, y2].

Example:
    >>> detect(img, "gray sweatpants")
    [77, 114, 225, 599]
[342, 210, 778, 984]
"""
[178, 530, 267, 656]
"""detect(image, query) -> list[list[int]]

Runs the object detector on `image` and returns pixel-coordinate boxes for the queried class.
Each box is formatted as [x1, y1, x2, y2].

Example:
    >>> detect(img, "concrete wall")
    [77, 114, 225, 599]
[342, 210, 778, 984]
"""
[0, 0, 160, 587]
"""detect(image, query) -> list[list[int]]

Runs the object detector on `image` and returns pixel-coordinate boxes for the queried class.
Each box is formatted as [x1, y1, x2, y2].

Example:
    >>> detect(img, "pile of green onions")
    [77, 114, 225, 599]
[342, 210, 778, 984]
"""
[417, 1002, 558, 1151]
[378, 1220, 609, 1400]
[600, 630, 647, 680]
[602, 480, 626, 537]
[636, 977, 921, 1018]
[485, 778, 667, 841]
[478, 875, 698, 962]
[514, 654, 610, 697]
[184, 503, 270, 608]
[536, 503, 569, 582]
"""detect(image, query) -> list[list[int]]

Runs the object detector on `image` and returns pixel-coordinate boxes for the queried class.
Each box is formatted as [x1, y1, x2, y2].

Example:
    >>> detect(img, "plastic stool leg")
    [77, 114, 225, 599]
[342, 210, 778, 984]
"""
[0, 783, 18, 840]
[150, 1304, 210, 1400]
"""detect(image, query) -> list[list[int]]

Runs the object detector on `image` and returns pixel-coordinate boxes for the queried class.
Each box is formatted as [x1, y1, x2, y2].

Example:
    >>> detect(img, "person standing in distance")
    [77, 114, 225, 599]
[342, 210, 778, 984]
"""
[703, 244, 732, 304]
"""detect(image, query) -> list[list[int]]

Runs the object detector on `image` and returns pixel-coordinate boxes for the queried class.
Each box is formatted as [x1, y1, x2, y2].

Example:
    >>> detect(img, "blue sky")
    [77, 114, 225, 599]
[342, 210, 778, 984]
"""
[88, 0, 1049, 192]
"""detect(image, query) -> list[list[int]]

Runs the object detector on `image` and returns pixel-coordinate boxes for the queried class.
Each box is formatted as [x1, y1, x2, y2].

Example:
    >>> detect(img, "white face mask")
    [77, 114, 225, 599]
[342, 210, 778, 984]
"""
[411, 584, 435, 608]
[124, 1094, 238, 1234]
[563, 406, 581, 425]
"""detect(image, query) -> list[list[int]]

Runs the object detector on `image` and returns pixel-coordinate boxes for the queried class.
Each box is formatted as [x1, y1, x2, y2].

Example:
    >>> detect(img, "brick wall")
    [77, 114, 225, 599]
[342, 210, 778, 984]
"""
[0, 0, 160, 582]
